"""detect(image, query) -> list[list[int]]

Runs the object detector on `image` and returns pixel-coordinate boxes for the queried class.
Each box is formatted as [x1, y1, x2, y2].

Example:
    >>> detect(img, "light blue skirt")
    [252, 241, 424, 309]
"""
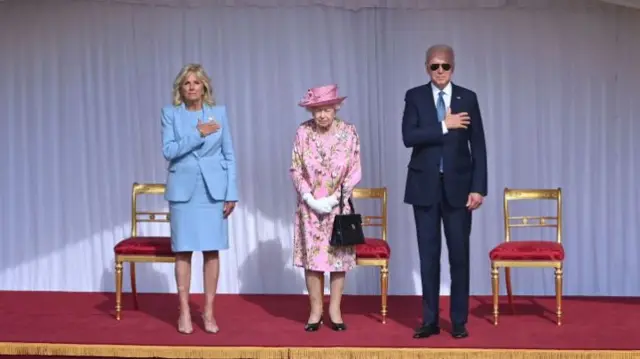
[169, 174, 228, 252]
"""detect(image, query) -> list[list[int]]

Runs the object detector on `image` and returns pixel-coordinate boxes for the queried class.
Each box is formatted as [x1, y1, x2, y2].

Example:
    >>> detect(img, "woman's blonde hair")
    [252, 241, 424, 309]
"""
[171, 64, 215, 106]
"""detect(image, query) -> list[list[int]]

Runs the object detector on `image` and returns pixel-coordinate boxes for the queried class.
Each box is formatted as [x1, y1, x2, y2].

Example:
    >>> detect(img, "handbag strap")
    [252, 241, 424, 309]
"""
[338, 184, 356, 215]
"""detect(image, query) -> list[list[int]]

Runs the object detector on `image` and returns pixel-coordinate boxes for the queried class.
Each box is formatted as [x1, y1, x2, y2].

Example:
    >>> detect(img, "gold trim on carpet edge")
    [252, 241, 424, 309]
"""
[0, 342, 639, 359]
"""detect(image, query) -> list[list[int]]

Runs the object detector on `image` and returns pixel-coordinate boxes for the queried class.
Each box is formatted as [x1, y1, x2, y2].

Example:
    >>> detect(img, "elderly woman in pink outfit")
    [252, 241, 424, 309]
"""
[290, 84, 362, 332]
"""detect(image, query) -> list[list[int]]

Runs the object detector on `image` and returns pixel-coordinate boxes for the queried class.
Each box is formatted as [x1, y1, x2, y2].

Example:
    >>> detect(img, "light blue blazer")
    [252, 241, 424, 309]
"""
[161, 103, 238, 203]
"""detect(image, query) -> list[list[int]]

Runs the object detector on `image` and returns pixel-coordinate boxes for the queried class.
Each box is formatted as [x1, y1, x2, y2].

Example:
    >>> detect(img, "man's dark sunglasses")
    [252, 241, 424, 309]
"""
[429, 63, 451, 71]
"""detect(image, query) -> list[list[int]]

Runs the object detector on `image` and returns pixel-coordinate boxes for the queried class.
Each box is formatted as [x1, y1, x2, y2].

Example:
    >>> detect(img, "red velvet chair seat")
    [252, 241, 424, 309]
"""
[489, 241, 564, 261]
[114, 236, 174, 256]
[356, 237, 391, 260]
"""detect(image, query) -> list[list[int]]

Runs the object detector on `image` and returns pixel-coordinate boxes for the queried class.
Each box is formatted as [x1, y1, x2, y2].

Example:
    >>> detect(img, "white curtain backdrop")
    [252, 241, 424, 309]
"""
[1, 0, 638, 297]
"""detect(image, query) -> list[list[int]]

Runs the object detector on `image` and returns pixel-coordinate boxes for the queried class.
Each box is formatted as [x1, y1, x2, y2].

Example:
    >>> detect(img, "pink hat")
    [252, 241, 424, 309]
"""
[298, 84, 347, 108]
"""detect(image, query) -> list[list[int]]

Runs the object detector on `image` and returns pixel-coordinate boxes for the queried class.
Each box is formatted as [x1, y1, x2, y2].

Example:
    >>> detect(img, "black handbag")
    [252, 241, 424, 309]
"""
[330, 185, 366, 247]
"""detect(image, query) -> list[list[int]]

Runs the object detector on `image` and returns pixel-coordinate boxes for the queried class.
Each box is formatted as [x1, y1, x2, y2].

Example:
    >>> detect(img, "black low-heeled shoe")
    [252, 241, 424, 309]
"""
[304, 320, 323, 332]
[329, 321, 347, 331]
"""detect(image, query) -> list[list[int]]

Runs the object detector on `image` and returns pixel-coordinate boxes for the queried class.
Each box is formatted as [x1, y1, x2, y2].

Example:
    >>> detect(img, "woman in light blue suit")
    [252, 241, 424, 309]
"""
[161, 63, 238, 334]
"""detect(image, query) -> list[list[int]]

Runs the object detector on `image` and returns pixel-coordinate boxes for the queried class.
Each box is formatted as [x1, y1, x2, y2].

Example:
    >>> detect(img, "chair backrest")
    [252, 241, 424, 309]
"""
[130, 183, 169, 237]
[352, 187, 388, 242]
[503, 188, 562, 244]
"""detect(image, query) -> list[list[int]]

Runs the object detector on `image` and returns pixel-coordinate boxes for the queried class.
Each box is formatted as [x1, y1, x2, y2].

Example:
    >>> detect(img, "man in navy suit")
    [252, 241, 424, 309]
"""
[402, 44, 488, 339]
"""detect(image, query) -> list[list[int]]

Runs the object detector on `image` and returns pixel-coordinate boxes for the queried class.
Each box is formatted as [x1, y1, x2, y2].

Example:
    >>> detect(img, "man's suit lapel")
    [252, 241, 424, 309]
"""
[422, 82, 438, 123]
[424, 82, 436, 110]
[450, 83, 463, 115]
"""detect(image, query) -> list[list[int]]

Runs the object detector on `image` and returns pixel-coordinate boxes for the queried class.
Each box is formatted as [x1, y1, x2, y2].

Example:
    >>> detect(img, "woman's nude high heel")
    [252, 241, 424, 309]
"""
[202, 314, 219, 333]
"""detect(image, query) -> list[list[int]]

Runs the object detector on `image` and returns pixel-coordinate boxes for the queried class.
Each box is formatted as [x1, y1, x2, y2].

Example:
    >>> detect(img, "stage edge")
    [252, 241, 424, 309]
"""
[0, 342, 639, 359]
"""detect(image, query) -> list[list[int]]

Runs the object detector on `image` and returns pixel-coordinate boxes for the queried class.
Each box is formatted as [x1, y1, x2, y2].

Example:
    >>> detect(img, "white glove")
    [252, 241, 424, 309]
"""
[302, 193, 332, 214]
[319, 195, 339, 209]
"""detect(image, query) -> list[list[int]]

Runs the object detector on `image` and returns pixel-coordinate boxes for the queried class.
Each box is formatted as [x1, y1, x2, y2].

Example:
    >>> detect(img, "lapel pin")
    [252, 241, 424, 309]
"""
[456, 96, 462, 99]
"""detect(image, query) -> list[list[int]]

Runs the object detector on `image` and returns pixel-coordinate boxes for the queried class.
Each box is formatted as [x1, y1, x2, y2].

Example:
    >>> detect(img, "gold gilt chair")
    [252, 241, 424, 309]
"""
[352, 187, 391, 324]
[489, 188, 564, 326]
[113, 183, 175, 320]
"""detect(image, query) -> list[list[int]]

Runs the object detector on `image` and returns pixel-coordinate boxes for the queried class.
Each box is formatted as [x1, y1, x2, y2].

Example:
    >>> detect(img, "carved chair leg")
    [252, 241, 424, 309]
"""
[130, 262, 139, 310]
[505, 267, 514, 313]
[491, 264, 499, 325]
[380, 264, 389, 324]
[115, 261, 123, 320]
[555, 266, 563, 326]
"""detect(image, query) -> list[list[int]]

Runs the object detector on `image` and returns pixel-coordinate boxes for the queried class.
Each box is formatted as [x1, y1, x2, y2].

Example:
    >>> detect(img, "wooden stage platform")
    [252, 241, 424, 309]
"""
[0, 291, 639, 359]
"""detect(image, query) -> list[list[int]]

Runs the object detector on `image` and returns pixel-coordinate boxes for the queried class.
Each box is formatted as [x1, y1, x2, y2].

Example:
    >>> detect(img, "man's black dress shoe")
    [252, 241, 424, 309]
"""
[329, 321, 347, 331]
[304, 320, 323, 332]
[413, 324, 440, 338]
[451, 324, 469, 339]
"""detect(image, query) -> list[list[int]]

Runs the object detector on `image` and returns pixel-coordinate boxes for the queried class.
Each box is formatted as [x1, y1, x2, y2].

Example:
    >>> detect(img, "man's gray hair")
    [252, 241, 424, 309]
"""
[425, 44, 455, 64]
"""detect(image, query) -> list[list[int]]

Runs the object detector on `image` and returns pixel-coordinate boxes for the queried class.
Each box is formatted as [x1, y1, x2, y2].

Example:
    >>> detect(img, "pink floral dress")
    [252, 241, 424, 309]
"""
[290, 119, 362, 272]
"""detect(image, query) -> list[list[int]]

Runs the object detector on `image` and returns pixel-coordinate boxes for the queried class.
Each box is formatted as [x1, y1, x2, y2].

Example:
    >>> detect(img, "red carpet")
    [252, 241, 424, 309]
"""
[0, 291, 639, 358]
